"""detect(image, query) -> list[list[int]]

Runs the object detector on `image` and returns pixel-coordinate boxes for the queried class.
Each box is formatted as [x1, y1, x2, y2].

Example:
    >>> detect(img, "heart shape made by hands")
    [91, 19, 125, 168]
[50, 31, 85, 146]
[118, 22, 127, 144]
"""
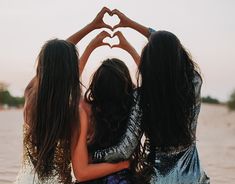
[103, 13, 120, 28]
[103, 35, 120, 47]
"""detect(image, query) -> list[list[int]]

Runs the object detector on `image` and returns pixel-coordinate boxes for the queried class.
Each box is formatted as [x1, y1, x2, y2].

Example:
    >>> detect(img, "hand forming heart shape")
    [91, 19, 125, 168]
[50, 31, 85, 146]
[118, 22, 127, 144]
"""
[103, 13, 120, 29]
[90, 7, 133, 49]
[103, 35, 120, 47]
[97, 8, 129, 48]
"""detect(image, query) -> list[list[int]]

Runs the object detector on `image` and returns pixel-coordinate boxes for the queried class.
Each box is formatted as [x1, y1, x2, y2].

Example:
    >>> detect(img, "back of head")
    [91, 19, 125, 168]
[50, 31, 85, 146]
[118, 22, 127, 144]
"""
[25, 39, 80, 183]
[139, 31, 198, 150]
[85, 58, 134, 151]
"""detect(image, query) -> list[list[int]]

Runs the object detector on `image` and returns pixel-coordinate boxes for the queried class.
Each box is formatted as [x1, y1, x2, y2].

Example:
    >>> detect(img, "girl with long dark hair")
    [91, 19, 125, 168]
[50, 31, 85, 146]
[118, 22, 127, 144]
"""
[92, 10, 210, 184]
[74, 30, 140, 184]
[15, 8, 129, 184]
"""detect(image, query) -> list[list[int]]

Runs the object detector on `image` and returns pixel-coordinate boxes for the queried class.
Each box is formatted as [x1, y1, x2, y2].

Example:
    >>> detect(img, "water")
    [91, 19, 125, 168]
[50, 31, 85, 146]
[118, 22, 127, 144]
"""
[0, 110, 23, 184]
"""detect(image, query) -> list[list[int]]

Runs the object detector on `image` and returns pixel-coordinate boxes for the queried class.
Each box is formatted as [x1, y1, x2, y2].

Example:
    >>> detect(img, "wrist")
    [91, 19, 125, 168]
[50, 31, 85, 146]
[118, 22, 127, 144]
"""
[86, 22, 96, 33]
[128, 19, 138, 29]
[128, 20, 149, 38]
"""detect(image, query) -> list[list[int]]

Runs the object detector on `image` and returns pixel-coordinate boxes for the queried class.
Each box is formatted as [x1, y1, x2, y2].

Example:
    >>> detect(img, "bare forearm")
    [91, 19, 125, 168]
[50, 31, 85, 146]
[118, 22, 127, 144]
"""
[128, 20, 150, 39]
[67, 7, 113, 44]
[73, 98, 128, 182]
[79, 31, 111, 76]
[79, 45, 94, 76]
[112, 9, 150, 39]
[126, 46, 140, 66]
[66, 23, 94, 44]
[74, 162, 125, 182]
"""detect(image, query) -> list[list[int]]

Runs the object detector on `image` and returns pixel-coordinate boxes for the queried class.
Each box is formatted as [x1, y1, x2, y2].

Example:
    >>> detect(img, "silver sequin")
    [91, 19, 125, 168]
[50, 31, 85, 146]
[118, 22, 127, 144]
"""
[93, 73, 210, 184]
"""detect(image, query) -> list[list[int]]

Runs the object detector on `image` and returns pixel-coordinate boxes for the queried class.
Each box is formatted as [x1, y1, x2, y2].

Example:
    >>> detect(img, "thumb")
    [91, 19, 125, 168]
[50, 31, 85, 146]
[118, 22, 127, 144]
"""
[103, 23, 113, 30]
[111, 44, 120, 49]
[102, 42, 112, 48]
[113, 23, 122, 30]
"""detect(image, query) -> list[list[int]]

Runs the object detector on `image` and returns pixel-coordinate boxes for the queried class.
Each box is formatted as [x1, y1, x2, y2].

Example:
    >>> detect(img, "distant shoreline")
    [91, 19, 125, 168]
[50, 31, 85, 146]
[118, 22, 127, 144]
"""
[0, 103, 230, 111]
[0, 107, 23, 112]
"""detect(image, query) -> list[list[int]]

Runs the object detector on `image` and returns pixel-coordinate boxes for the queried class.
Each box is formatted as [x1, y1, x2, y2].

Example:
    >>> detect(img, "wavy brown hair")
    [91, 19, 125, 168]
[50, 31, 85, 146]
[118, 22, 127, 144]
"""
[24, 39, 80, 183]
[85, 58, 134, 153]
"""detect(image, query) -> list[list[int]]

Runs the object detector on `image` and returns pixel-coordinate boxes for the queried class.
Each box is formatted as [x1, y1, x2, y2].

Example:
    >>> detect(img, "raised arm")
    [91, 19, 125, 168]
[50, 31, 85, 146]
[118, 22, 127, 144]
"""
[111, 9, 151, 39]
[71, 106, 129, 182]
[79, 31, 111, 76]
[112, 31, 140, 66]
[92, 91, 143, 163]
[66, 7, 112, 44]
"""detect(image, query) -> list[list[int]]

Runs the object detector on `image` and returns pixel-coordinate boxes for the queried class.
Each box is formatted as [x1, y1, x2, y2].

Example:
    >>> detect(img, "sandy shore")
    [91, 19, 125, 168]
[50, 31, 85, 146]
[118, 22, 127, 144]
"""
[197, 104, 235, 183]
[0, 104, 235, 183]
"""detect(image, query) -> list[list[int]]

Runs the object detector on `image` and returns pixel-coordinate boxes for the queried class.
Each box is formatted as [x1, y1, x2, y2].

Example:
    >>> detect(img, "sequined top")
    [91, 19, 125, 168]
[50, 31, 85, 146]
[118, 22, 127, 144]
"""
[15, 124, 62, 184]
[92, 72, 210, 184]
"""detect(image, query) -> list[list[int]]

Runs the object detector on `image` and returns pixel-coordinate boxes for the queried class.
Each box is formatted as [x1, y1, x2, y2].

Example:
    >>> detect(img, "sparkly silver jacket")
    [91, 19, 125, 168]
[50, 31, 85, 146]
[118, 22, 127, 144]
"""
[92, 72, 210, 184]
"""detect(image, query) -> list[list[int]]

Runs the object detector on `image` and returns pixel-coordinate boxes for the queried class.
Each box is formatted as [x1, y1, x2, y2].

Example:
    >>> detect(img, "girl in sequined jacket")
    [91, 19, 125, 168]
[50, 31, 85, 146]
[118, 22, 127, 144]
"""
[92, 9, 210, 184]
[76, 27, 141, 183]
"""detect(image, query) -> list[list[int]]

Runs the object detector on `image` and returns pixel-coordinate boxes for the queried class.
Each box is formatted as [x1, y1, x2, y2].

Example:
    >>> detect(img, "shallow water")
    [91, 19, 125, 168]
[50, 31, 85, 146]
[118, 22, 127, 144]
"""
[0, 110, 23, 184]
[0, 105, 235, 183]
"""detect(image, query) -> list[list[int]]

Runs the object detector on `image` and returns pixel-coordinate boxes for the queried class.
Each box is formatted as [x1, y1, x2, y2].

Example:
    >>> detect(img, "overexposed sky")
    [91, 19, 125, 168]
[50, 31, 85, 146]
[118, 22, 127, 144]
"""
[0, 0, 234, 101]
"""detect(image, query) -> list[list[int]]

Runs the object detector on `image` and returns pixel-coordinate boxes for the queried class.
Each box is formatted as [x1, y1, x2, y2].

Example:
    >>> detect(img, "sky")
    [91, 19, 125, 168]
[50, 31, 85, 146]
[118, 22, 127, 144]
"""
[0, 0, 235, 101]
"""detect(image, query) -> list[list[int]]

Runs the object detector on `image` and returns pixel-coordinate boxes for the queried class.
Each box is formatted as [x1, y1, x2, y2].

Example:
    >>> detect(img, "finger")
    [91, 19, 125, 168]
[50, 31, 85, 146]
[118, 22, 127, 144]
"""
[115, 31, 127, 42]
[113, 31, 122, 38]
[99, 7, 112, 19]
[93, 31, 110, 43]
[100, 7, 111, 15]
[102, 42, 112, 48]
[110, 26, 115, 32]
[98, 30, 111, 38]
[112, 9, 121, 16]
[111, 44, 121, 49]
[99, 31, 112, 44]
[102, 23, 113, 30]
[113, 23, 121, 30]
[102, 31, 112, 39]
[103, 7, 112, 14]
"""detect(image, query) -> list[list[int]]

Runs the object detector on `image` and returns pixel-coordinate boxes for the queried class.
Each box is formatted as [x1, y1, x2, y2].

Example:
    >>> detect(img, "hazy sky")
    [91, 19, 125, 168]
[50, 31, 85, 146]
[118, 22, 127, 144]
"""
[0, 0, 235, 101]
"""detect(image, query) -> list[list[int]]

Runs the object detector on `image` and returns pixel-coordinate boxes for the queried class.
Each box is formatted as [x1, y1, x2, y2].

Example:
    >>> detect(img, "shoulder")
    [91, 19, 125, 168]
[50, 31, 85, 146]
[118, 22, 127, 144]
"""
[24, 77, 37, 126]
[24, 77, 36, 98]
[79, 100, 89, 129]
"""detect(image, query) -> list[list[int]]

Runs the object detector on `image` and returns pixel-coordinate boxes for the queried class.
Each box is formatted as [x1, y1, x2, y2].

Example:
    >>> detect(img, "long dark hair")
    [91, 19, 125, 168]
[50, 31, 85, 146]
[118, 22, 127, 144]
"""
[135, 31, 201, 182]
[24, 39, 80, 183]
[85, 58, 134, 152]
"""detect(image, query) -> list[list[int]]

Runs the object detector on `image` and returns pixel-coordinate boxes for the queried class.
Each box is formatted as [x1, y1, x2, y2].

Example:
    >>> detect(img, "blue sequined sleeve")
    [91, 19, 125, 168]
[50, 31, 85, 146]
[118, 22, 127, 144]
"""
[148, 27, 156, 34]
[92, 91, 143, 163]
[191, 71, 203, 131]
